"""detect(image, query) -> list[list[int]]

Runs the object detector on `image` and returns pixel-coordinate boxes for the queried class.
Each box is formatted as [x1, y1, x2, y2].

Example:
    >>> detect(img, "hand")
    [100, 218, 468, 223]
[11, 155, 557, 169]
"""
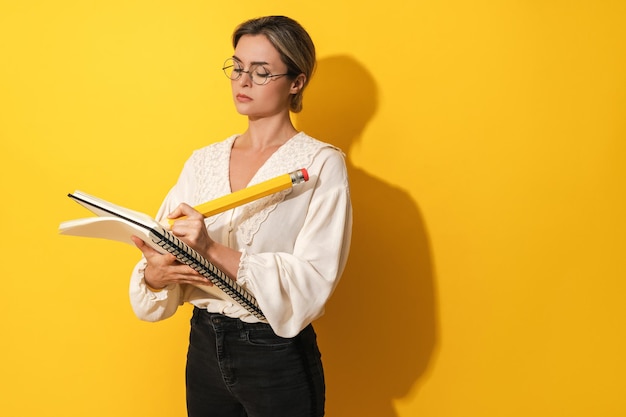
[167, 203, 215, 257]
[165, 202, 242, 282]
[131, 236, 212, 290]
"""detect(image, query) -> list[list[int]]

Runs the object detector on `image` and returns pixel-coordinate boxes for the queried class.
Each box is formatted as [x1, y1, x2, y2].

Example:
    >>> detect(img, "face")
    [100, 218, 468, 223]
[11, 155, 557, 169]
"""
[229, 34, 303, 119]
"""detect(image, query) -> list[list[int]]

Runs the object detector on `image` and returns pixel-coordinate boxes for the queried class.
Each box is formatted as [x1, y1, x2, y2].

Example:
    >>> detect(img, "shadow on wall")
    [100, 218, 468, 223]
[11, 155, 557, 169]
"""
[296, 55, 439, 417]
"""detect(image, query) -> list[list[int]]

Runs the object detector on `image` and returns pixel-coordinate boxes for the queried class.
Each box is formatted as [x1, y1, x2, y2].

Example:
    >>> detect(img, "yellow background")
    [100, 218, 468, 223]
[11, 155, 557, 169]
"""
[1, 1, 625, 416]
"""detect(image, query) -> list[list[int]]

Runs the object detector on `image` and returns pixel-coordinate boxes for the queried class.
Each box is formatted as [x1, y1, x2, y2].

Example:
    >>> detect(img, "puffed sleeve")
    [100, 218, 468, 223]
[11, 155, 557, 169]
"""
[128, 258, 184, 321]
[237, 150, 352, 337]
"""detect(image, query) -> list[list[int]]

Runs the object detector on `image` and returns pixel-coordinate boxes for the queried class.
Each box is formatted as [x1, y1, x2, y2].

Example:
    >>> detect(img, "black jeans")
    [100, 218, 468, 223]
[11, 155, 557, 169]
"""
[186, 307, 325, 417]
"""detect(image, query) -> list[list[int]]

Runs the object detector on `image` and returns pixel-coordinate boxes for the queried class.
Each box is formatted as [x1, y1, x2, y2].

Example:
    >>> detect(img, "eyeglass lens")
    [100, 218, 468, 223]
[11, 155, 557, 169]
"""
[223, 58, 272, 85]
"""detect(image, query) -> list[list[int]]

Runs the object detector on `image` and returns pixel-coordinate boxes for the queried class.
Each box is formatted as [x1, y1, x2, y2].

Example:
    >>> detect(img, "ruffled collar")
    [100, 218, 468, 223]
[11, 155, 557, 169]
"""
[191, 132, 332, 245]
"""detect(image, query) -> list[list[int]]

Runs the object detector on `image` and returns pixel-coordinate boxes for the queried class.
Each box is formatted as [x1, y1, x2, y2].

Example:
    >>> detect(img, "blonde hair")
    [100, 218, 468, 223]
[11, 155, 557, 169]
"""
[232, 16, 316, 113]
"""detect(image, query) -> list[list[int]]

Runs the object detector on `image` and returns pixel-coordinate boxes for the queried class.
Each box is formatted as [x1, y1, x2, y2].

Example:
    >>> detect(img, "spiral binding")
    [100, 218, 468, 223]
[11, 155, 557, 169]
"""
[149, 228, 266, 320]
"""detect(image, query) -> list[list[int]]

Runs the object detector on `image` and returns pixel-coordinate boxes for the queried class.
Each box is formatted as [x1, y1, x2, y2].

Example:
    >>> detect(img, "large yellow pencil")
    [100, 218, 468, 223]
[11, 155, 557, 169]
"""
[169, 168, 309, 225]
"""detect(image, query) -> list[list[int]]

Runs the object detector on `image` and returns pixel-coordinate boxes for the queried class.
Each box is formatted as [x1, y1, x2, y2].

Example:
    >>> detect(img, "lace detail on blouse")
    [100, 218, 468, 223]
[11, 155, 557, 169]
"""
[189, 135, 237, 227]
[188, 132, 334, 245]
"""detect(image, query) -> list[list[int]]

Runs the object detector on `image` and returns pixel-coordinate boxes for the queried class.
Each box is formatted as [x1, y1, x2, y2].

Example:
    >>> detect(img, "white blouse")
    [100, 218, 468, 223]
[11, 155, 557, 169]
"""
[129, 132, 352, 337]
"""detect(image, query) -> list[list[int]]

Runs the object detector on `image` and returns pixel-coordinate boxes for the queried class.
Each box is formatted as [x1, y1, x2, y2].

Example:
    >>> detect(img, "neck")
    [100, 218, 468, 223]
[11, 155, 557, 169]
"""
[240, 114, 299, 150]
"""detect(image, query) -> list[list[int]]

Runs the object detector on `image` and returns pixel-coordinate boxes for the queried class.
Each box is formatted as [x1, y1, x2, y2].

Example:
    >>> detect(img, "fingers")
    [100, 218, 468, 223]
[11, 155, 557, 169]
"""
[133, 232, 214, 289]
[147, 262, 214, 288]
[168, 203, 203, 222]
[167, 205, 213, 255]
[172, 270, 214, 287]
[131, 235, 144, 248]
[132, 235, 179, 266]
[131, 235, 158, 257]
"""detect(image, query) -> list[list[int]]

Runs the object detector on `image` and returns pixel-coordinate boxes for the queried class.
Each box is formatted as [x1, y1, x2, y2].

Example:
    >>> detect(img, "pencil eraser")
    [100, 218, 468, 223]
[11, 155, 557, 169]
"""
[301, 168, 309, 181]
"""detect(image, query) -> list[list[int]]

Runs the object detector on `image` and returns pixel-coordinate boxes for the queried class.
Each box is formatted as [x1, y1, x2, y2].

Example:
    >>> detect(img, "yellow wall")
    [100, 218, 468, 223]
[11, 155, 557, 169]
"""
[1, 1, 624, 416]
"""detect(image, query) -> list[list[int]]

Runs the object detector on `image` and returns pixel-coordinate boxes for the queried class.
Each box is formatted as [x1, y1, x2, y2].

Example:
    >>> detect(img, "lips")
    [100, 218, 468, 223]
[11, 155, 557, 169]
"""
[236, 93, 252, 102]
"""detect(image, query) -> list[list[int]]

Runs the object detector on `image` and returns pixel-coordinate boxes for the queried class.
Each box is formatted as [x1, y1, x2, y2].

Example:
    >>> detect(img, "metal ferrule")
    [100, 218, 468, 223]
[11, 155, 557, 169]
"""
[289, 169, 307, 185]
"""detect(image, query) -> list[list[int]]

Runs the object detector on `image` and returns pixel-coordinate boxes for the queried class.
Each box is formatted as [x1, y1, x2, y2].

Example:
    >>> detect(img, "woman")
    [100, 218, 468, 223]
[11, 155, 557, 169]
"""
[129, 16, 352, 417]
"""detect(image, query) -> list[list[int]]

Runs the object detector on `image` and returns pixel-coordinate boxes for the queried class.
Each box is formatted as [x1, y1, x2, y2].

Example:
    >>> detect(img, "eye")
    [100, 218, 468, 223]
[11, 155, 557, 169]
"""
[252, 66, 271, 79]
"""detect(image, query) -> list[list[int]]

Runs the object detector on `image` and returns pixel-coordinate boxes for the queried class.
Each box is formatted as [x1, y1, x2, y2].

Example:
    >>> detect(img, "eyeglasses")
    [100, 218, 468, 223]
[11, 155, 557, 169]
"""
[222, 58, 290, 85]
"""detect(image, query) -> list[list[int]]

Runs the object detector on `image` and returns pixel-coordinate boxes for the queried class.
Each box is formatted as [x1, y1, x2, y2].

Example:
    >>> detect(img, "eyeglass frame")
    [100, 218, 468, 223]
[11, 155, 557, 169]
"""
[222, 58, 292, 85]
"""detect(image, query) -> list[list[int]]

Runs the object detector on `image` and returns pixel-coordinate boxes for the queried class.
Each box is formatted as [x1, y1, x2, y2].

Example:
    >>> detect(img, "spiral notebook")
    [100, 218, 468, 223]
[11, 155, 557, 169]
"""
[59, 191, 265, 320]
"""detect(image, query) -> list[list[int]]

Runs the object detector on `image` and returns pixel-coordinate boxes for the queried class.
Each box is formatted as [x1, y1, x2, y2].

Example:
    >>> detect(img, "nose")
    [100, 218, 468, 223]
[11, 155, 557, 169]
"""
[238, 70, 253, 87]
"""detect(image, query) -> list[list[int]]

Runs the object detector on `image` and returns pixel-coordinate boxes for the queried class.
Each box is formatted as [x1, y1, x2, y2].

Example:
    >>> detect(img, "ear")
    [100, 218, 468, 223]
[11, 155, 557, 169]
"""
[290, 73, 306, 94]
